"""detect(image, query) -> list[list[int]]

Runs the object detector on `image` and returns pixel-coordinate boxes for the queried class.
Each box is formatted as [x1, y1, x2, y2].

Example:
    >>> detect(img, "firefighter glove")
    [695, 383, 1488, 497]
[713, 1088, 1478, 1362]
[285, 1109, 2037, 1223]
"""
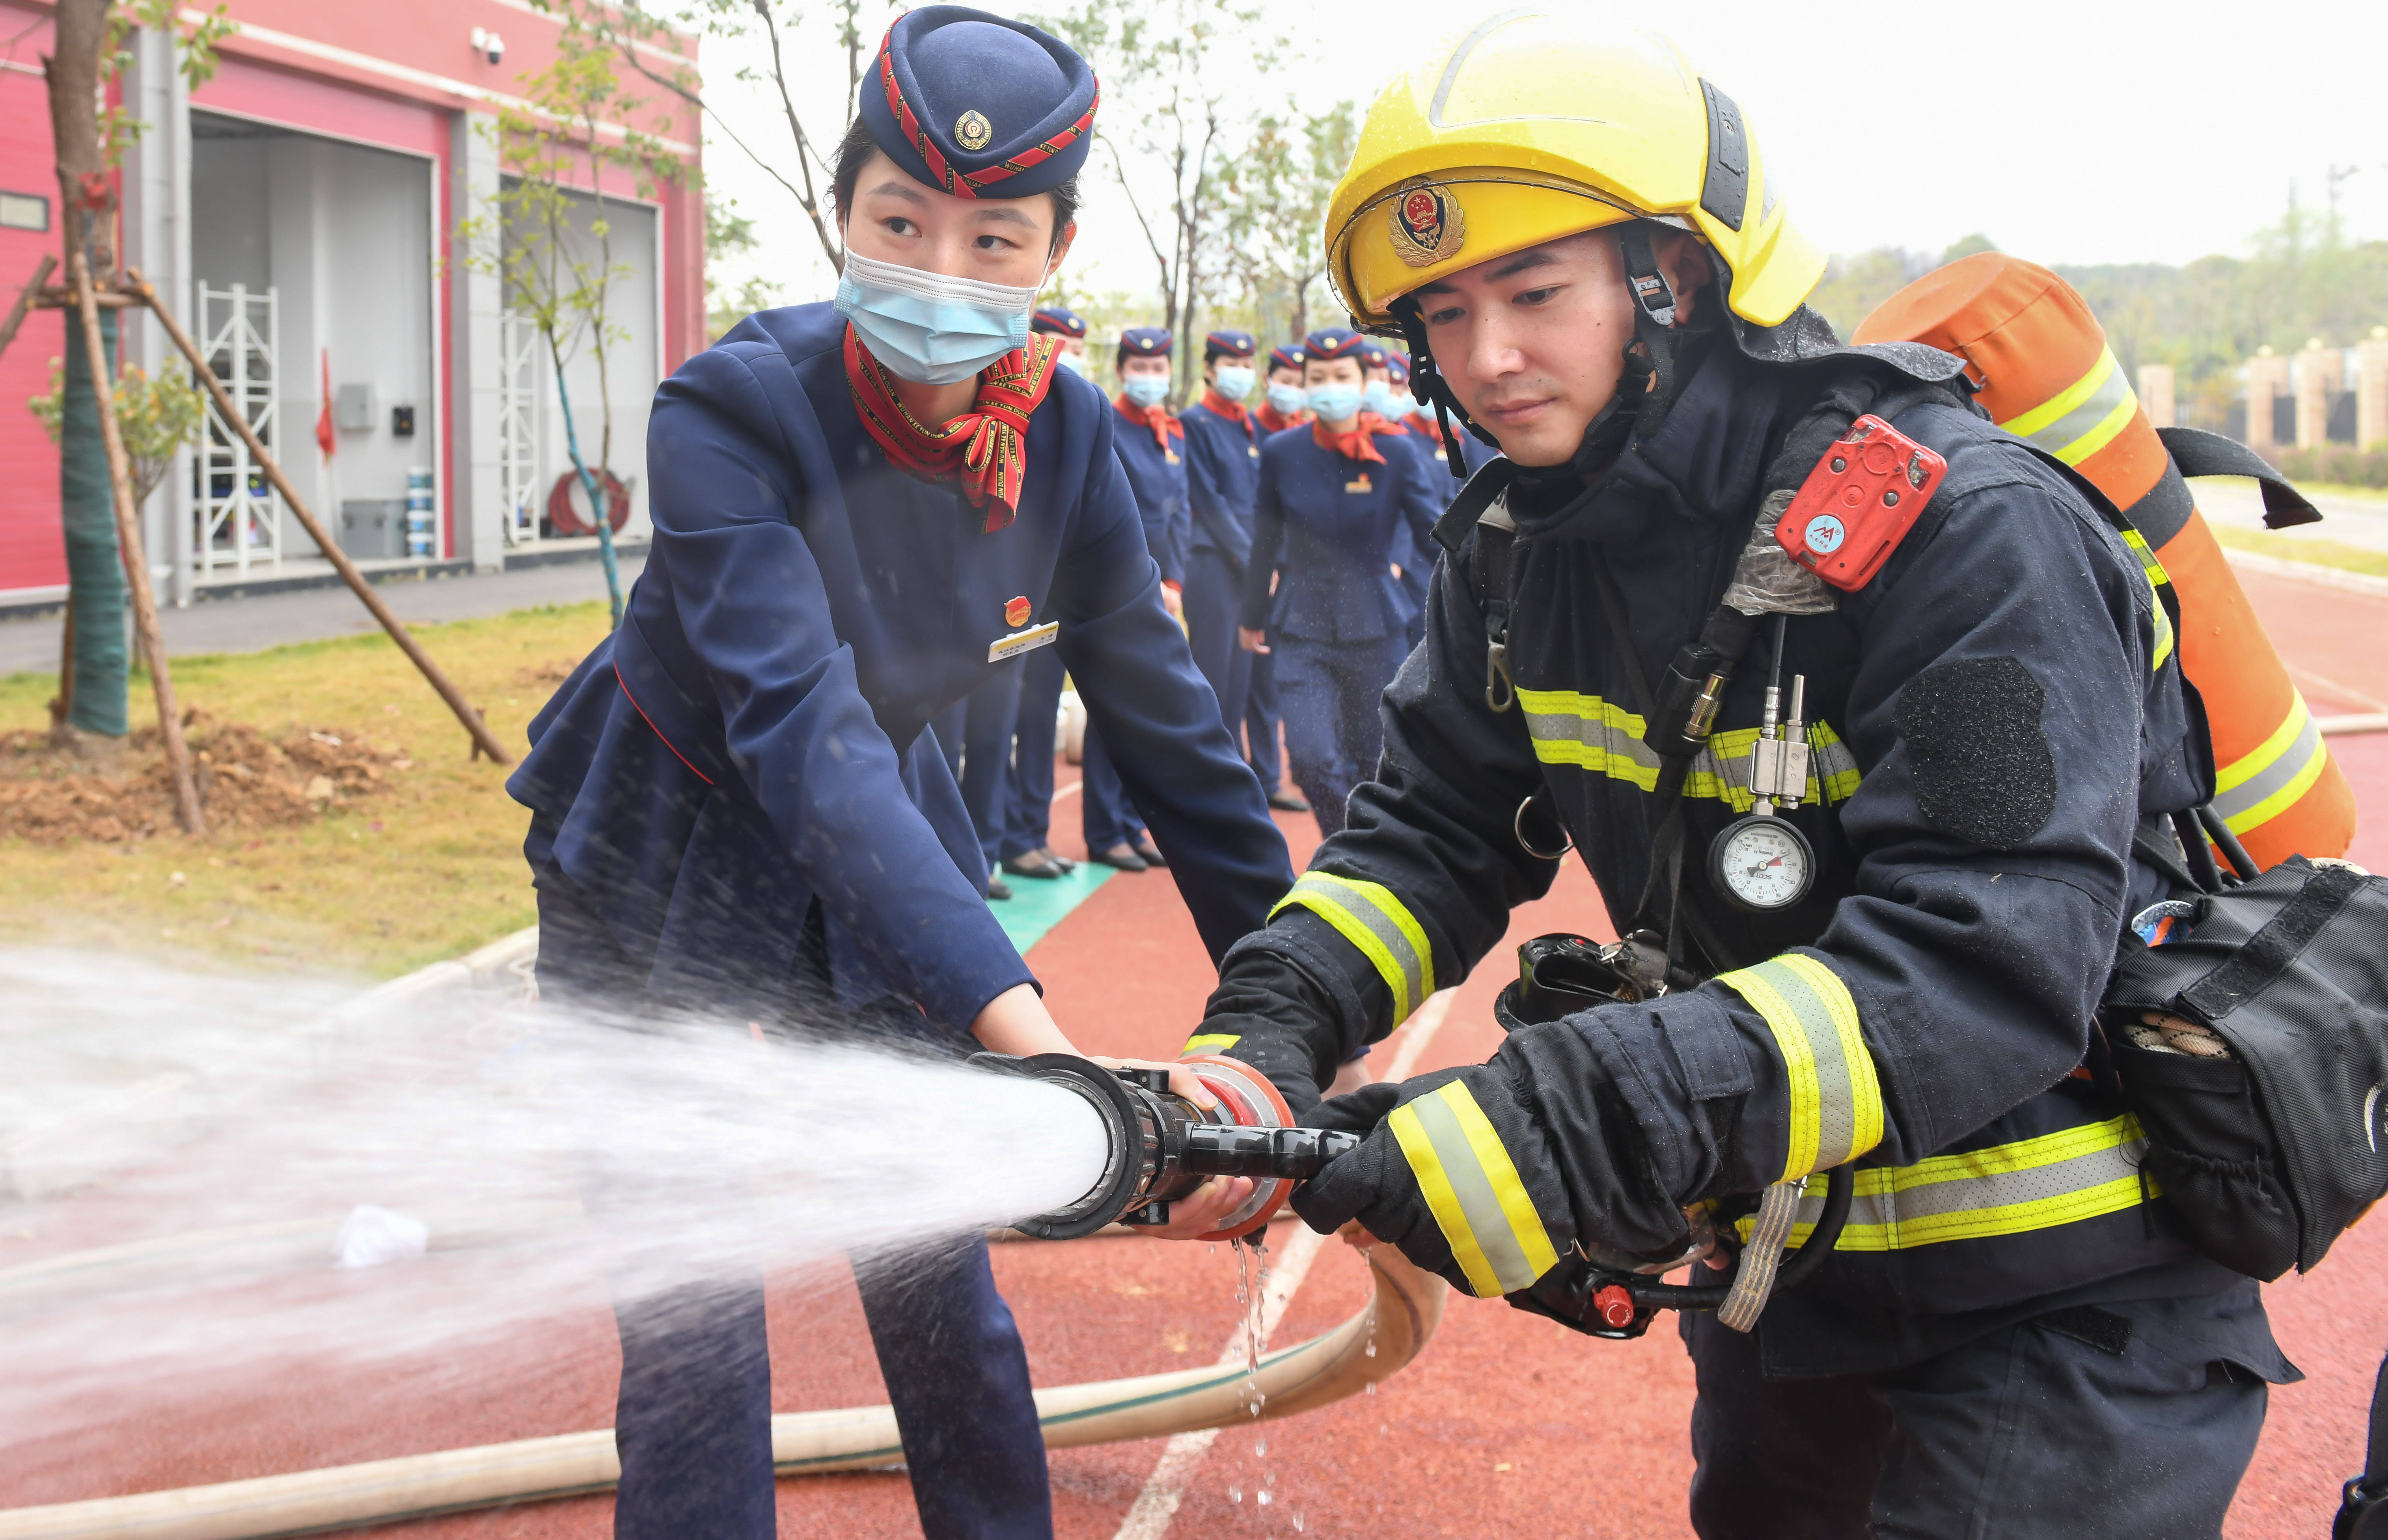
[1293, 1061, 1575, 1298]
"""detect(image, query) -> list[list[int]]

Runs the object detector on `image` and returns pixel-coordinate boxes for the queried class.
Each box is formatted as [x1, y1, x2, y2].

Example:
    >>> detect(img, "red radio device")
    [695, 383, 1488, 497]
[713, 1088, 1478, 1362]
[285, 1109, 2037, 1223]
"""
[1774, 415, 1948, 592]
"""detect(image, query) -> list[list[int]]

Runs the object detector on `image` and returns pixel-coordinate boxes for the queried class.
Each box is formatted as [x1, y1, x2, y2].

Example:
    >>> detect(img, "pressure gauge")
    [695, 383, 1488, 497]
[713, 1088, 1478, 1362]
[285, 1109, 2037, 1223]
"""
[1708, 814, 1816, 912]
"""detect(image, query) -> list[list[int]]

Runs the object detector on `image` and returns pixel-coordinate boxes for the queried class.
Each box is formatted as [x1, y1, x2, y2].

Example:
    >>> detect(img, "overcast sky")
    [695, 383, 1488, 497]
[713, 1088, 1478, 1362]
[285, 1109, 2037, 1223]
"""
[700, 0, 2388, 313]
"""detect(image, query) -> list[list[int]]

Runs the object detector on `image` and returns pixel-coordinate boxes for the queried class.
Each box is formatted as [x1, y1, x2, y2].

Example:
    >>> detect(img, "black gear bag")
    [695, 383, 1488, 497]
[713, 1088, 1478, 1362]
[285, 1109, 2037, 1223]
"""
[2102, 845, 2388, 1283]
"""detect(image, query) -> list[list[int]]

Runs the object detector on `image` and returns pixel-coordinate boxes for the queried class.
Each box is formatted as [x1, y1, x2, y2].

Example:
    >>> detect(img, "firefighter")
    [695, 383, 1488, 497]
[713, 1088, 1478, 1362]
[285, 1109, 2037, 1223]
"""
[508, 11, 1288, 1537]
[1238, 328, 1441, 838]
[1190, 20, 2295, 1538]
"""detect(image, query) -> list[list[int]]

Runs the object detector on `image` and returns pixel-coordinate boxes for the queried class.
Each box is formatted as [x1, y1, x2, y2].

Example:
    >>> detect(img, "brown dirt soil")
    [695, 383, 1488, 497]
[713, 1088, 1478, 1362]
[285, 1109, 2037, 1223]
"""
[512, 657, 582, 688]
[0, 713, 411, 845]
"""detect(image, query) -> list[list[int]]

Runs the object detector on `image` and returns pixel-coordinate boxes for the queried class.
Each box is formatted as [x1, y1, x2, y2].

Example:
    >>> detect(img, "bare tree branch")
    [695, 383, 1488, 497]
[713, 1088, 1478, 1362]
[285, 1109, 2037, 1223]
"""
[752, 0, 843, 270]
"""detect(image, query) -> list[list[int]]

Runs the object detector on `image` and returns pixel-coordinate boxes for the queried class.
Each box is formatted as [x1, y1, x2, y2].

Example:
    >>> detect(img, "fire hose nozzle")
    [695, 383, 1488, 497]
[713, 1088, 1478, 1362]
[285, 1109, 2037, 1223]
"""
[975, 1052, 1349, 1243]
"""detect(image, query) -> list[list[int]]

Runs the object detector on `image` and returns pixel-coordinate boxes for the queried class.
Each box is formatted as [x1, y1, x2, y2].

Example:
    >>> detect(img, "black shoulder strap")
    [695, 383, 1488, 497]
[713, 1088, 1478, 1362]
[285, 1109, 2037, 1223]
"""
[2157, 425, 2322, 529]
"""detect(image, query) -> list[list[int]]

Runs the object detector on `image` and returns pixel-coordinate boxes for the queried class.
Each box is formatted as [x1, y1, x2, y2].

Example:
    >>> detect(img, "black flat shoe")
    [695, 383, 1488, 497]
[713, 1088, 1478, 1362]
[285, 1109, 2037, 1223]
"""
[1092, 843, 1149, 872]
[1132, 841, 1168, 868]
[1267, 791, 1312, 813]
[985, 877, 1014, 901]
[1034, 845, 1077, 873]
[1002, 851, 1070, 880]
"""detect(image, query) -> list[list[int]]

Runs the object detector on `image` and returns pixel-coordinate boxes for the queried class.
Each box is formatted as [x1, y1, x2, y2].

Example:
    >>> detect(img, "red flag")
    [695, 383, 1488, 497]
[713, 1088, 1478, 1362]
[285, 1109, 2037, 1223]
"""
[316, 349, 335, 459]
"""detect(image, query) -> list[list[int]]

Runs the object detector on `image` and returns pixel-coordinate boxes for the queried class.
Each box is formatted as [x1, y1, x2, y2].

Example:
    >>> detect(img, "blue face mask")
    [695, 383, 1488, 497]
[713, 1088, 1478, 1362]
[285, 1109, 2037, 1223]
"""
[1121, 374, 1171, 409]
[1361, 379, 1397, 417]
[834, 250, 1038, 386]
[1307, 383, 1364, 423]
[1212, 365, 1256, 401]
[1266, 382, 1308, 416]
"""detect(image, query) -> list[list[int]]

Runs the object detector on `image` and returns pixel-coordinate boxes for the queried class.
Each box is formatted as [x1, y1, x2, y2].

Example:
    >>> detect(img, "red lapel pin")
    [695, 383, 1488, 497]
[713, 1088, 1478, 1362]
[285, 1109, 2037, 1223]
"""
[1005, 595, 1032, 628]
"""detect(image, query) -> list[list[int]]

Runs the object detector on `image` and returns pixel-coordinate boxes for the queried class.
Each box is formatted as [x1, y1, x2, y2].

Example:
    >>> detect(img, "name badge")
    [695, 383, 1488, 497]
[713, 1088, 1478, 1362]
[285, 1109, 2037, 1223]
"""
[988, 621, 1060, 663]
[1344, 474, 1373, 494]
[1165, 450, 1182, 465]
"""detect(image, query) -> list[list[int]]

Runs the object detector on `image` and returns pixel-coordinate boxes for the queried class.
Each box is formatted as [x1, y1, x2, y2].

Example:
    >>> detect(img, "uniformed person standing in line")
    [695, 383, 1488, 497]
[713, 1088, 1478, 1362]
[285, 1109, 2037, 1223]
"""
[507, 12, 1289, 1536]
[1078, 326, 1184, 871]
[1190, 21, 2295, 1539]
[1238, 328, 1441, 837]
[998, 305, 1092, 884]
[1179, 328, 1265, 755]
[1242, 341, 1312, 813]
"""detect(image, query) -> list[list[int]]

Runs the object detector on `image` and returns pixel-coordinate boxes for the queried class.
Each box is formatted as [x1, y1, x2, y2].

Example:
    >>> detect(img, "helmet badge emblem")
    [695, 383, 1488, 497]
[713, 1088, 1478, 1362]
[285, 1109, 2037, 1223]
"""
[1389, 179, 1466, 268]
[955, 110, 993, 152]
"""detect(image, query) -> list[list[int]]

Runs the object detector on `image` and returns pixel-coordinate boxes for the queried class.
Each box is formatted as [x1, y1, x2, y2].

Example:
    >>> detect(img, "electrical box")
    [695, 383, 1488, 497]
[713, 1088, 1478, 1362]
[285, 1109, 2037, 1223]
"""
[391, 404, 416, 438]
[335, 383, 377, 432]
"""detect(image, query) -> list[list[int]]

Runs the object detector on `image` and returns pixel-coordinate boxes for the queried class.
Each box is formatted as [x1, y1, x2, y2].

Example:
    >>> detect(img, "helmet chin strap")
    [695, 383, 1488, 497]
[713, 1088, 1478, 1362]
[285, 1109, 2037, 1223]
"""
[1391, 220, 1683, 481]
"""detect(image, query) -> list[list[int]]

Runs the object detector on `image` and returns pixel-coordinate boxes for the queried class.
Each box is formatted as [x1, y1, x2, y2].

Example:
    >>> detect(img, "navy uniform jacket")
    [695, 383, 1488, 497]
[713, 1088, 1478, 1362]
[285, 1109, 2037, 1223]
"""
[508, 302, 1293, 1030]
[1241, 424, 1442, 643]
[1180, 399, 1262, 572]
[1110, 400, 1191, 584]
[1219, 337, 2293, 1376]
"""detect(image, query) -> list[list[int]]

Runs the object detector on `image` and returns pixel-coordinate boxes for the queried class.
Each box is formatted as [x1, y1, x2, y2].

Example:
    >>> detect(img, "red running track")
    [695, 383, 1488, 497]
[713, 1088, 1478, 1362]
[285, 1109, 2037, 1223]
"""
[3, 561, 2386, 1540]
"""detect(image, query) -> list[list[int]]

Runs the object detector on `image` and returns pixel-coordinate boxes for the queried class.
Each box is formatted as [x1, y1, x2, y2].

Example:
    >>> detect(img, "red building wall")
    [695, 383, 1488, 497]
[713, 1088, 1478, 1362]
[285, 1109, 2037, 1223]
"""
[0, 0, 701, 598]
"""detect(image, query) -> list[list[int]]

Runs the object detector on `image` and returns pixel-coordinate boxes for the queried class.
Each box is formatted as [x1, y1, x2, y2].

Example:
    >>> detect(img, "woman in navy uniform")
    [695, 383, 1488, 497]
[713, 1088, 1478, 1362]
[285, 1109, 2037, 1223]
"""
[1178, 328, 1263, 753]
[998, 308, 1089, 884]
[1241, 342, 1311, 813]
[1076, 325, 1184, 871]
[1238, 328, 1441, 837]
[507, 12, 1288, 1536]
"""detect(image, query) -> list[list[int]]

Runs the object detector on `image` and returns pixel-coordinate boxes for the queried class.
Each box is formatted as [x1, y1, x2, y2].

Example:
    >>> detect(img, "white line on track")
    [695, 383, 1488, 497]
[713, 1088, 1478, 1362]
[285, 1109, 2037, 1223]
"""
[1109, 988, 1458, 1540]
[1054, 780, 1084, 801]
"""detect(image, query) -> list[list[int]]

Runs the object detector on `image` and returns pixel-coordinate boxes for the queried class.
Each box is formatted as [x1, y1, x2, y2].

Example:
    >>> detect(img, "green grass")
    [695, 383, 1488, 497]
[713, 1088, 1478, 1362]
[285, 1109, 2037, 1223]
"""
[0, 602, 613, 979]
[2209, 523, 2388, 579]
[2288, 480, 2388, 503]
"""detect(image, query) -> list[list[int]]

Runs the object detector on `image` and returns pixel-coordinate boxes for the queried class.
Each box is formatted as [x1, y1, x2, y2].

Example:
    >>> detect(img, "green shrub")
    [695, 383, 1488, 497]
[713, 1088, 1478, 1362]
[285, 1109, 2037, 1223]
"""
[2277, 444, 2388, 488]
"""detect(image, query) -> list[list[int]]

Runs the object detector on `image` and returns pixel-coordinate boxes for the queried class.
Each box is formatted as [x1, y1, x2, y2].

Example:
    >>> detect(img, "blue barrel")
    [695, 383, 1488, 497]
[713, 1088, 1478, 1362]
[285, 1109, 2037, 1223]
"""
[405, 467, 434, 559]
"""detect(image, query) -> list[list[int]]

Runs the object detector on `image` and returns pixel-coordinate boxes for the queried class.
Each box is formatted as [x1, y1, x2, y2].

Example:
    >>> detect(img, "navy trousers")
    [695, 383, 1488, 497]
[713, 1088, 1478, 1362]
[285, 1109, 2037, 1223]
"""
[1077, 722, 1145, 853]
[536, 872, 1052, 1540]
[928, 662, 1025, 873]
[1181, 546, 1251, 746]
[1273, 633, 1405, 838]
[1001, 646, 1066, 863]
[1681, 1294, 2273, 1540]
[1244, 647, 1284, 792]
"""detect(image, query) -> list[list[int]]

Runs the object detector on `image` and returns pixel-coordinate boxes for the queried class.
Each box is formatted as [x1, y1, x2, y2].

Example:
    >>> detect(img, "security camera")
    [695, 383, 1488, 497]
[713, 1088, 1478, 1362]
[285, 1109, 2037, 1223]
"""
[470, 27, 505, 66]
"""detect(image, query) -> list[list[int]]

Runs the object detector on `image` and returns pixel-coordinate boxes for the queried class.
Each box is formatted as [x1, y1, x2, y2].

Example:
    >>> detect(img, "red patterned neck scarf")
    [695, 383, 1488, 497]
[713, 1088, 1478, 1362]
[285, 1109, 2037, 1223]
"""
[844, 326, 1061, 532]
[1312, 410, 1398, 467]
[1253, 401, 1309, 435]
[1113, 392, 1178, 451]
[1200, 388, 1251, 433]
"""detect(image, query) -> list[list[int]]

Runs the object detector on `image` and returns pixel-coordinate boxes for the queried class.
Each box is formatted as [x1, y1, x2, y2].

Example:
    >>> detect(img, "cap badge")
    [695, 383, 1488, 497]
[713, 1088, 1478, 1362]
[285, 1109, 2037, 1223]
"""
[1389, 179, 1466, 268]
[954, 110, 993, 152]
[1005, 595, 1032, 628]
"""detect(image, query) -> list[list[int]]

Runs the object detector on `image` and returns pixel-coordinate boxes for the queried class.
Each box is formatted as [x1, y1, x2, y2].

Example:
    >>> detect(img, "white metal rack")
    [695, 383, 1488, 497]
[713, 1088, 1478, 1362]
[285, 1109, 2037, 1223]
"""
[498, 311, 543, 546]
[192, 281, 281, 575]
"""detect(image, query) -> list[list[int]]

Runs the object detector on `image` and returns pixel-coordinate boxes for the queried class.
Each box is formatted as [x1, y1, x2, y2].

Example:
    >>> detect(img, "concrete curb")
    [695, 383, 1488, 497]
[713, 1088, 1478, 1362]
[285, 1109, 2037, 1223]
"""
[2224, 547, 2388, 600]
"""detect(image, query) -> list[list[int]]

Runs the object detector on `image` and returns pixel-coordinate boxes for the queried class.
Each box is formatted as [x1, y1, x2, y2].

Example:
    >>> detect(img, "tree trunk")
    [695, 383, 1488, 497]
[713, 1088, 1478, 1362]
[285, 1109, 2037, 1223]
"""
[47, 0, 127, 745]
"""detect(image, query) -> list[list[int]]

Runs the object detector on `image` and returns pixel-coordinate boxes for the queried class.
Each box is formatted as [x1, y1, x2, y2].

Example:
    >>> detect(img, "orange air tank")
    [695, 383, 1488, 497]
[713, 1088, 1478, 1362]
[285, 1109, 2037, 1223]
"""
[1855, 253, 2353, 869]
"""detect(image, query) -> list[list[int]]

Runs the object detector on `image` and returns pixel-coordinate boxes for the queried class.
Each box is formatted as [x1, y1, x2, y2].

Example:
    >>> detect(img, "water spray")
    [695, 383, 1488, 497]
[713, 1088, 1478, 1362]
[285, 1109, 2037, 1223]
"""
[977, 1054, 1359, 1241]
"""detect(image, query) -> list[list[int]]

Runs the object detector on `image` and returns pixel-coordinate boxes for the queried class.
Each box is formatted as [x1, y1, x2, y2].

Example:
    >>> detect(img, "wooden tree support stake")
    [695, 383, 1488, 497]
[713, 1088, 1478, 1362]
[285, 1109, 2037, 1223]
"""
[124, 267, 516, 767]
[0, 253, 58, 363]
[70, 244, 204, 833]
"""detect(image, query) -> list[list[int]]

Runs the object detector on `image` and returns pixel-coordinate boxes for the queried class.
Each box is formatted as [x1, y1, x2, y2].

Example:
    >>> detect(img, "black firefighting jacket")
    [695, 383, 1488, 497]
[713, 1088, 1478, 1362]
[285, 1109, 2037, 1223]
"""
[1201, 333, 2282, 1373]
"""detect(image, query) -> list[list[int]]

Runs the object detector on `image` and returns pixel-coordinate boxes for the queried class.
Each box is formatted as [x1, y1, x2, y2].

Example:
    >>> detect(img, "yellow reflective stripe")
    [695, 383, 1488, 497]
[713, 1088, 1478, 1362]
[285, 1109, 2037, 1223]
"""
[1999, 345, 2139, 466]
[1270, 871, 1435, 1022]
[2119, 528, 2176, 669]
[2217, 694, 2330, 836]
[1745, 1115, 2156, 1251]
[1516, 688, 1660, 789]
[1520, 690, 1861, 807]
[1387, 1081, 1559, 1297]
[1717, 954, 1885, 1180]
[1183, 1033, 1240, 1054]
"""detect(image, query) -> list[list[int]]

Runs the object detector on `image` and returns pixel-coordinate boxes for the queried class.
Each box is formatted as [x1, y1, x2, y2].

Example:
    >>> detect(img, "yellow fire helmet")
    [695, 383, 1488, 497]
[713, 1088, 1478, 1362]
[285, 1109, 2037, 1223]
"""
[1325, 16, 1825, 334]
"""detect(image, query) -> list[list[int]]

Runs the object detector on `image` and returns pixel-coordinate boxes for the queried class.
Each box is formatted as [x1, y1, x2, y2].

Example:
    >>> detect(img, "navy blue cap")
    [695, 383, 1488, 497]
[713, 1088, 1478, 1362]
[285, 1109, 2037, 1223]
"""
[1387, 352, 1411, 384]
[1267, 343, 1305, 373]
[1357, 339, 1389, 371]
[1031, 305, 1087, 338]
[1203, 329, 1256, 362]
[1303, 328, 1366, 363]
[1118, 326, 1173, 361]
[858, 6, 1098, 201]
